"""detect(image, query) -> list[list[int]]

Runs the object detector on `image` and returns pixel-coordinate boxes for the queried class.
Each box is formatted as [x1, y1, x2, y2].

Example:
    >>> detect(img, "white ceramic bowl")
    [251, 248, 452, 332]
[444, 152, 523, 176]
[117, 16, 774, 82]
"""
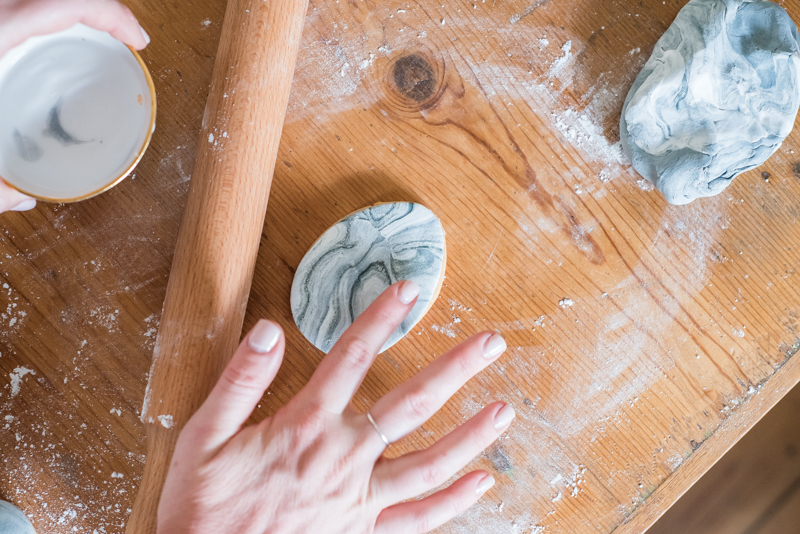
[0, 23, 156, 202]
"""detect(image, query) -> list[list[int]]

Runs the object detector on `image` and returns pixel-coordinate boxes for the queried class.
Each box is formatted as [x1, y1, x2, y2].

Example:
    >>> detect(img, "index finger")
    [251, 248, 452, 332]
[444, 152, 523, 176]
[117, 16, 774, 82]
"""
[302, 280, 420, 414]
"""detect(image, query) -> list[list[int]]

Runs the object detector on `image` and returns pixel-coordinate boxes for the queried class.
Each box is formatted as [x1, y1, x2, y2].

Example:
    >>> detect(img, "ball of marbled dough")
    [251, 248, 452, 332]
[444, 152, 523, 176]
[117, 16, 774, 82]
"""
[620, 0, 800, 205]
[291, 202, 446, 354]
[0, 501, 35, 534]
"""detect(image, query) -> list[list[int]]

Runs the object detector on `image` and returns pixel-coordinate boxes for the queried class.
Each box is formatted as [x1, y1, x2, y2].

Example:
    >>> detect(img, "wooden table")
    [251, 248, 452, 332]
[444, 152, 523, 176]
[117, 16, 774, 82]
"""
[2, 0, 800, 532]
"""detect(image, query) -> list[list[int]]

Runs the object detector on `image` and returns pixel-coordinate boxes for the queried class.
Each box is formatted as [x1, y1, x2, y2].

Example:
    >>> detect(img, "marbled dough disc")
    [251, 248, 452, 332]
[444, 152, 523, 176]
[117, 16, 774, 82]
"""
[291, 202, 446, 354]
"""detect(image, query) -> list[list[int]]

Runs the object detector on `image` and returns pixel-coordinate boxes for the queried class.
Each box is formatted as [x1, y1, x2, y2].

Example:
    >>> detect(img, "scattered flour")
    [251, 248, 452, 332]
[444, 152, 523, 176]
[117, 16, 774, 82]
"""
[551, 107, 624, 167]
[547, 41, 573, 77]
[430, 324, 457, 338]
[87, 307, 119, 332]
[1, 283, 28, 331]
[449, 299, 473, 312]
[667, 453, 684, 470]
[637, 178, 655, 191]
[558, 298, 574, 308]
[157, 415, 174, 429]
[9, 367, 35, 397]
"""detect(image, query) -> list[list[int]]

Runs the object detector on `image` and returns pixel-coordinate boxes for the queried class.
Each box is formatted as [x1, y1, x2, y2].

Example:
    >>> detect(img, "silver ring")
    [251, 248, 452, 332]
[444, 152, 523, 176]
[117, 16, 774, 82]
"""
[366, 411, 390, 446]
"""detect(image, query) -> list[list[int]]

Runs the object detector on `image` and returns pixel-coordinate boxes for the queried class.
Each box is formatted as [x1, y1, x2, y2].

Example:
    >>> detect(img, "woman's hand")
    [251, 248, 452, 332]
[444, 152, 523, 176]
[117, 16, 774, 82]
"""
[0, 0, 150, 214]
[0, 181, 35, 213]
[158, 281, 513, 534]
[0, 0, 149, 57]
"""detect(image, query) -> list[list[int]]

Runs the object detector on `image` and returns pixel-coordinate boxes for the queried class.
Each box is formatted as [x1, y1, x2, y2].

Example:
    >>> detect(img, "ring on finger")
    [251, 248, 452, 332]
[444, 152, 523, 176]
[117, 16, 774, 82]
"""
[366, 411, 391, 447]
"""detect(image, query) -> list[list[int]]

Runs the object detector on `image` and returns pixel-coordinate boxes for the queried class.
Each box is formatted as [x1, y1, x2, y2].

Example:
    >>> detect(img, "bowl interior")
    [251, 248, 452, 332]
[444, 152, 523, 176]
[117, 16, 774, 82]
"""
[0, 24, 154, 201]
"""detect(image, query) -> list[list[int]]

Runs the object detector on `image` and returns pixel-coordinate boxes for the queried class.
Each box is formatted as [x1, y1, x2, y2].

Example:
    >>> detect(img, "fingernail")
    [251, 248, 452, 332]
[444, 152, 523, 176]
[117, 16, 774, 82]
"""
[476, 474, 495, 495]
[248, 320, 281, 353]
[397, 280, 420, 305]
[11, 199, 36, 212]
[140, 25, 150, 45]
[482, 333, 506, 359]
[494, 403, 515, 430]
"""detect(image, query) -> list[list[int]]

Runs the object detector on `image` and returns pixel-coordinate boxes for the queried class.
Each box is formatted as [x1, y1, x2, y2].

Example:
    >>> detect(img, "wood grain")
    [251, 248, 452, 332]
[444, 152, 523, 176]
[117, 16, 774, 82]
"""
[647, 382, 800, 534]
[1, 0, 800, 532]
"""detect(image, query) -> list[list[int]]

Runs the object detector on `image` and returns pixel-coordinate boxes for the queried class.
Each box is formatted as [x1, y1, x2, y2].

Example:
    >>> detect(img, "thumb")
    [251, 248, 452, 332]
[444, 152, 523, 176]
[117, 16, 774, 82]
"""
[187, 319, 285, 450]
[0, 0, 149, 58]
[0, 180, 36, 214]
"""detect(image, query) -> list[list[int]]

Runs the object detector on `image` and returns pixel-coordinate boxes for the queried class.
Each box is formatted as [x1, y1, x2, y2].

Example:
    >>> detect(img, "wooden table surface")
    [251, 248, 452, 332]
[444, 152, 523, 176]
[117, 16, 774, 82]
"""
[2, 0, 800, 532]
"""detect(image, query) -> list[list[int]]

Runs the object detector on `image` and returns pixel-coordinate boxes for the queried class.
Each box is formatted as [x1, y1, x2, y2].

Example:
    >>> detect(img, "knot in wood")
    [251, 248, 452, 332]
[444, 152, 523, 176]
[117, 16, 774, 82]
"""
[392, 54, 436, 102]
[381, 50, 445, 116]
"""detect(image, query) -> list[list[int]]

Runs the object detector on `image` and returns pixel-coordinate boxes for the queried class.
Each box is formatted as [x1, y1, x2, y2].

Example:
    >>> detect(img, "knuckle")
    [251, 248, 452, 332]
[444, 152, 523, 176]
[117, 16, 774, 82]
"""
[339, 337, 375, 370]
[289, 408, 326, 439]
[450, 494, 467, 519]
[404, 387, 436, 420]
[219, 359, 262, 392]
[467, 420, 493, 444]
[413, 512, 432, 534]
[372, 305, 398, 326]
[419, 460, 447, 488]
[455, 352, 475, 381]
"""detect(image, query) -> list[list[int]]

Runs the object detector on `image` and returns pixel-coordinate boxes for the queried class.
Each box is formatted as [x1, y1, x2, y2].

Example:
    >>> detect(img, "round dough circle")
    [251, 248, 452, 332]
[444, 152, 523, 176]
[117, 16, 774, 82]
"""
[291, 202, 446, 354]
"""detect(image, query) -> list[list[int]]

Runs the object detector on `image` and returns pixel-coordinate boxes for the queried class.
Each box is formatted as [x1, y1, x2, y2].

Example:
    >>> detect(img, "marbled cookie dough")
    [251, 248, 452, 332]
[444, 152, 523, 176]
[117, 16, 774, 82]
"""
[291, 202, 446, 354]
[621, 0, 800, 205]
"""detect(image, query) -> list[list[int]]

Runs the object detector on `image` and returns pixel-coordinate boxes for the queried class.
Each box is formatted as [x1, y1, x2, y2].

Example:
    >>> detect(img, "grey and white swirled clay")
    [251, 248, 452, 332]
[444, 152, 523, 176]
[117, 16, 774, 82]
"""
[291, 202, 446, 354]
[620, 0, 800, 205]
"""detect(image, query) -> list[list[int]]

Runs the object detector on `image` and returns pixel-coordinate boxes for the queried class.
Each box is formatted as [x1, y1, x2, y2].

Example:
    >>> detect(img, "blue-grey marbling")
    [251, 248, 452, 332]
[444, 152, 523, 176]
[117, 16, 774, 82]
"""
[0, 501, 35, 534]
[291, 203, 446, 354]
[620, 0, 800, 205]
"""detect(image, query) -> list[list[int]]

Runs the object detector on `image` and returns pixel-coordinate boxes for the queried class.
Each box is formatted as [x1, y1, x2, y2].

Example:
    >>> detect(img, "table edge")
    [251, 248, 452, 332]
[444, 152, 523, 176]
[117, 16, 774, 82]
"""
[612, 348, 800, 533]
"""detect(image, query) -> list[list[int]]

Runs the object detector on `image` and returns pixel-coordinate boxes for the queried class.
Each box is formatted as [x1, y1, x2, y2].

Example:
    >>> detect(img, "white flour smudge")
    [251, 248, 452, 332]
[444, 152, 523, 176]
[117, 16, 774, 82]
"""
[9, 367, 35, 397]
[637, 178, 655, 191]
[157, 415, 174, 429]
[430, 323, 457, 338]
[551, 107, 624, 167]
[548, 40, 573, 77]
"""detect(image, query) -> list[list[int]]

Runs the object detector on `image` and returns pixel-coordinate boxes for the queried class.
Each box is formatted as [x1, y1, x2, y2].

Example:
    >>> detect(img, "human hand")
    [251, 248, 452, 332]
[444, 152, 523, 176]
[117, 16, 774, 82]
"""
[0, 0, 150, 215]
[0, 0, 149, 58]
[0, 180, 36, 213]
[158, 281, 513, 534]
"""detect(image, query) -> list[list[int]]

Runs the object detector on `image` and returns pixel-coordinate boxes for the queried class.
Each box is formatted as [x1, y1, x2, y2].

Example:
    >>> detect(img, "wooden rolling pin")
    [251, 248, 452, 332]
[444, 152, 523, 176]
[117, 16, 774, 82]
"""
[125, 0, 308, 531]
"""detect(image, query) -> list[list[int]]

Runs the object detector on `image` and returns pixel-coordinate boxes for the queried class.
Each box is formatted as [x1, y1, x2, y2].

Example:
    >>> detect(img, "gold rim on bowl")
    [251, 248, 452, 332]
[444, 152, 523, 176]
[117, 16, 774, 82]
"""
[0, 45, 157, 204]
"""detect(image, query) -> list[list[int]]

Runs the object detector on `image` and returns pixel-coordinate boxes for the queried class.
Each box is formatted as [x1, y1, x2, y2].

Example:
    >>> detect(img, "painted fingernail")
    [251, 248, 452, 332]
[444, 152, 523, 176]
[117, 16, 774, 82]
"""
[140, 25, 151, 45]
[248, 320, 281, 353]
[482, 333, 506, 359]
[397, 280, 420, 305]
[494, 403, 515, 429]
[476, 474, 495, 495]
[11, 199, 36, 212]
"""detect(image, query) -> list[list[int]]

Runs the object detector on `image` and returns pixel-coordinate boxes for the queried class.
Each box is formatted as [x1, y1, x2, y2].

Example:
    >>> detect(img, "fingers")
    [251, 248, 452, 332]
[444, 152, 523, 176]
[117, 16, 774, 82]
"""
[369, 331, 506, 442]
[0, 180, 35, 214]
[373, 402, 514, 504]
[374, 471, 495, 534]
[186, 320, 285, 450]
[73, 0, 150, 49]
[302, 281, 420, 414]
[1, 0, 149, 57]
